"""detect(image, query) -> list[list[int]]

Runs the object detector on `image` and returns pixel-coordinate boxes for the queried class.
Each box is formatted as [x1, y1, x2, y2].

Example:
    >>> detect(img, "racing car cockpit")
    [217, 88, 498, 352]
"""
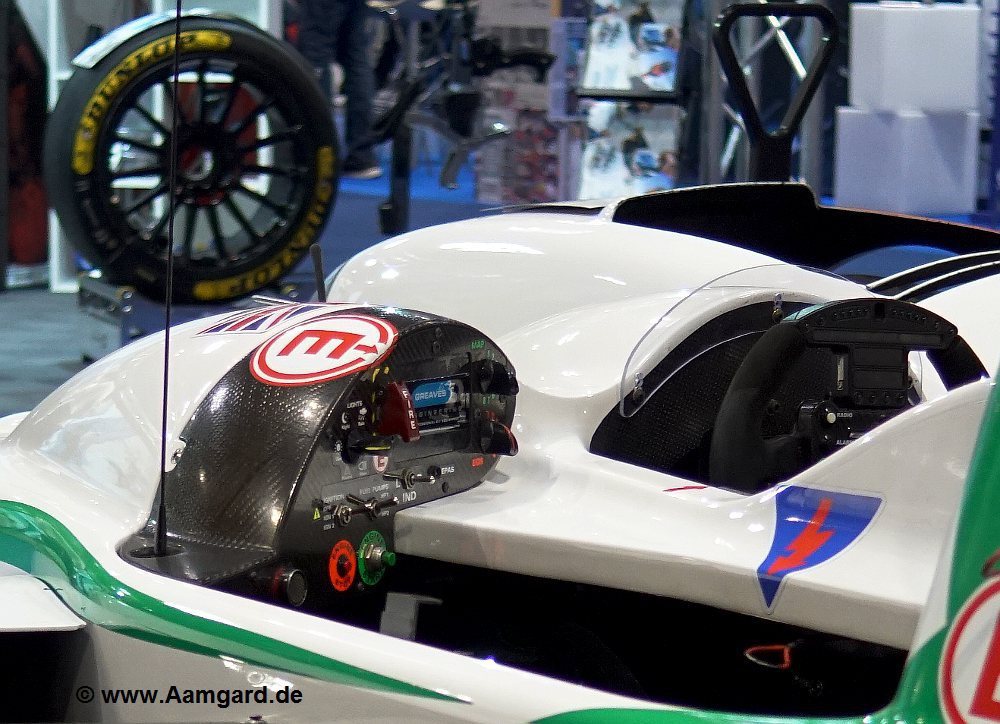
[594, 265, 986, 492]
[708, 296, 985, 491]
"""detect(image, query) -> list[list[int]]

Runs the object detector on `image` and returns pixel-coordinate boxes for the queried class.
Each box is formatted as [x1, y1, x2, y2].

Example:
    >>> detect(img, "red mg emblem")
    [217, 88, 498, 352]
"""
[250, 315, 397, 386]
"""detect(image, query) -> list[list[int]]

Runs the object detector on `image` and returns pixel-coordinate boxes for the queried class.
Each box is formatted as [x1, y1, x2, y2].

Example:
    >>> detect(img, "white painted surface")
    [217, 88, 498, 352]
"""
[0, 562, 85, 632]
[0, 206, 994, 714]
[923, 274, 1000, 376]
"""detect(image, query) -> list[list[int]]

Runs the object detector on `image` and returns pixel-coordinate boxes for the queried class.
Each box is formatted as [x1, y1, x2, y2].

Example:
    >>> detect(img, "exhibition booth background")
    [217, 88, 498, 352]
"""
[0, 0, 993, 415]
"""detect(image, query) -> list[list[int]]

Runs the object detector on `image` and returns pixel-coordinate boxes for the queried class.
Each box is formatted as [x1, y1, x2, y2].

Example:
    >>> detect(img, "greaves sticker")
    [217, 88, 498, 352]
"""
[251, 315, 397, 386]
[941, 577, 1000, 723]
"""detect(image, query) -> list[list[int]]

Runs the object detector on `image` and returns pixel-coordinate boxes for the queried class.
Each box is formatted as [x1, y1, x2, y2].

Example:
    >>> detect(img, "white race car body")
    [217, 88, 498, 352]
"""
[327, 193, 1000, 650]
[3, 183, 1000, 721]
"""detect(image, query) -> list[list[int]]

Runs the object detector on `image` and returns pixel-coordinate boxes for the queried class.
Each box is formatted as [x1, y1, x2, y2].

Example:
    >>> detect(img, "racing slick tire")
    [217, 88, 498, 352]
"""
[44, 14, 338, 303]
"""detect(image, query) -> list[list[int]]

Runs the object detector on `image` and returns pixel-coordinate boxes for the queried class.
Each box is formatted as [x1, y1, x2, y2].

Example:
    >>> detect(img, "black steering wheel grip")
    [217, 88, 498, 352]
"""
[708, 323, 808, 493]
[708, 298, 986, 494]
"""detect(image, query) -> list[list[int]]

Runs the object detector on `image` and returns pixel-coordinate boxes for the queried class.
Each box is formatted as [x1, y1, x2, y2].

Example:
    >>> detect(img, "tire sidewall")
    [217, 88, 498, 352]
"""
[45, 16, 338, 303]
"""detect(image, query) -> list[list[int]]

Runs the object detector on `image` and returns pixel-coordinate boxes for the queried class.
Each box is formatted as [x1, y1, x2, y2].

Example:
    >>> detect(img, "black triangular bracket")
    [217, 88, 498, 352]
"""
[712, 2, 838, 182]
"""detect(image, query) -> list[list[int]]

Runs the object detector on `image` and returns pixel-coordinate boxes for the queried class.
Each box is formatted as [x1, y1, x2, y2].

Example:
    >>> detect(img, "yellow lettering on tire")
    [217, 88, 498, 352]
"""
[72, 31, 232, 175]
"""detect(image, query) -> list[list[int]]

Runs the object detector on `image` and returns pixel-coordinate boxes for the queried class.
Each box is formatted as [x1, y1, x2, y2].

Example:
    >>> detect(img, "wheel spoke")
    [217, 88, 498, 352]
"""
[236, 127, 302, 153]
[216, 72, 242, 126]
[197, 59, 209, 124]
[131, 104, 170, 137]
[240, 164, 301, 179]
[111, 165, 164, 179]
[181, 205, 198, 262]
[115, 135, 165, 155]
[229, 97, 276, 136]
[206, 204, 229, 259]
[162, 79, 189, 125]
[222, 196, 260, 240]
[146, 205, 172, 241]
[122, 183, 169, 215]
[233, 184, 289, 218]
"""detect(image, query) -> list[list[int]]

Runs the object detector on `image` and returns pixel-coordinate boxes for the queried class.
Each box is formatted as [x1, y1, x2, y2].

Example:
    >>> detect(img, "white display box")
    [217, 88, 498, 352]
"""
[850, 2, 979, 113]
[834, 107, 979, 215]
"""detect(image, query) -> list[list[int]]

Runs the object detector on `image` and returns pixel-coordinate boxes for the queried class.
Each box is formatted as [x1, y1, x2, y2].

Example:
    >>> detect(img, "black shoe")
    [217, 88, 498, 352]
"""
[342, 156, 383, 180]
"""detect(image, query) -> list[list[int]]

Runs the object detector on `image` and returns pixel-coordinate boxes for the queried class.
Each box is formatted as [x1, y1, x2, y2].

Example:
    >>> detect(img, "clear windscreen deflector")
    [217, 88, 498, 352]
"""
[618, 264, 871, 417]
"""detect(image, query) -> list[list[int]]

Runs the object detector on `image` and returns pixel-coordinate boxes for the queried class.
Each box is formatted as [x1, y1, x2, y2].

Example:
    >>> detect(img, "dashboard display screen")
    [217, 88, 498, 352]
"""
[409, 377, 468, 432]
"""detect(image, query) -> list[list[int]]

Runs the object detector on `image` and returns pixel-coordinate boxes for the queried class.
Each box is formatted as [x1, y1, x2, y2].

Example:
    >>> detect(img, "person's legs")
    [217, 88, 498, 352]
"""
[297, 0, 341, 102]
[336, 0, 379, 174]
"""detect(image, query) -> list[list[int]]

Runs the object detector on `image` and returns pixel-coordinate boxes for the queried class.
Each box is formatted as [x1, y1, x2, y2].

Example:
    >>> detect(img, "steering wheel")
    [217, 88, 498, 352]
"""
[708, 298, 986, 493]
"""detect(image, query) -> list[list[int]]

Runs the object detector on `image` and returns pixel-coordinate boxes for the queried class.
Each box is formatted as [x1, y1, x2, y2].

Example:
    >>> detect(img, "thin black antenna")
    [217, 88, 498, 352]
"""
[154, 0, 184, 557]
[310, 243, 326, 301]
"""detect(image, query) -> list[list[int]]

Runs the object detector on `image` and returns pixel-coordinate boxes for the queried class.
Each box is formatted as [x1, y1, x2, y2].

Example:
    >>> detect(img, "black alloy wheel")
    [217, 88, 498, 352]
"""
[45, 15, 338, 303]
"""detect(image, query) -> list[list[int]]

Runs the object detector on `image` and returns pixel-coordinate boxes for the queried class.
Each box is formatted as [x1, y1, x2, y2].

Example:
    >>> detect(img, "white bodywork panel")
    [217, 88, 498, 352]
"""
[0, 412, 27, 441]
[395, 380, 987, 648]
[922, 273, 1000, 373]
[0, 561, 85, 632]
[0, 445, 664, 721]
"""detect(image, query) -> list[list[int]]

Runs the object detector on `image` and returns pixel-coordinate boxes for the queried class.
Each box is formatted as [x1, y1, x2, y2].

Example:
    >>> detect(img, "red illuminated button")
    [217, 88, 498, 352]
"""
[378, 382, 420, 443]
[329, 540, 357, 592]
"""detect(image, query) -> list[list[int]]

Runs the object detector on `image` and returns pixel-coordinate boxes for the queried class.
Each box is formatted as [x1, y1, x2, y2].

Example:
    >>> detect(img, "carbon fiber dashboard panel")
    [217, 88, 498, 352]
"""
[125, 306, 518, 591]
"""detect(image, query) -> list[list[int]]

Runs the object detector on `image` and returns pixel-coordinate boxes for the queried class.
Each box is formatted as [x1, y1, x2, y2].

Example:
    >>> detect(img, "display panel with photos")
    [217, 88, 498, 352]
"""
[578, 0, 685, 101]
[577, 100, 680, 200]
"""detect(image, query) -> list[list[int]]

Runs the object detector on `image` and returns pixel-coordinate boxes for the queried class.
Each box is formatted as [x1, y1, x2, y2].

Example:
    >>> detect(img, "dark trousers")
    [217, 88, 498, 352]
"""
[298, 0, 376, 164]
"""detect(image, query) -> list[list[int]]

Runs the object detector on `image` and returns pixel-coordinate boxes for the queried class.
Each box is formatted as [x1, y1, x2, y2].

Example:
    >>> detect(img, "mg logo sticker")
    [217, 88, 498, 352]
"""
[251, 315, 397, 386]
[941, 577, 1000, 723]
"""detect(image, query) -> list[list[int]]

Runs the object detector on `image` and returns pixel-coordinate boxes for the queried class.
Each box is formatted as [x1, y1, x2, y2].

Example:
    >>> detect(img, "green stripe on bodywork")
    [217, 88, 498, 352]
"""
[534, 708, 860, 723]
[12, 377, 1000, 721]
[948, 379, 1000, 615]
[882, 631, 946, 721]
[0, 501, 458, 703]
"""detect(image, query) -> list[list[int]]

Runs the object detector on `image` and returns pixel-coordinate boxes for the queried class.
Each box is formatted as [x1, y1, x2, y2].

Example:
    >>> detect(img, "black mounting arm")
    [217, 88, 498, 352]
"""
[712, 2, 838, 182]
